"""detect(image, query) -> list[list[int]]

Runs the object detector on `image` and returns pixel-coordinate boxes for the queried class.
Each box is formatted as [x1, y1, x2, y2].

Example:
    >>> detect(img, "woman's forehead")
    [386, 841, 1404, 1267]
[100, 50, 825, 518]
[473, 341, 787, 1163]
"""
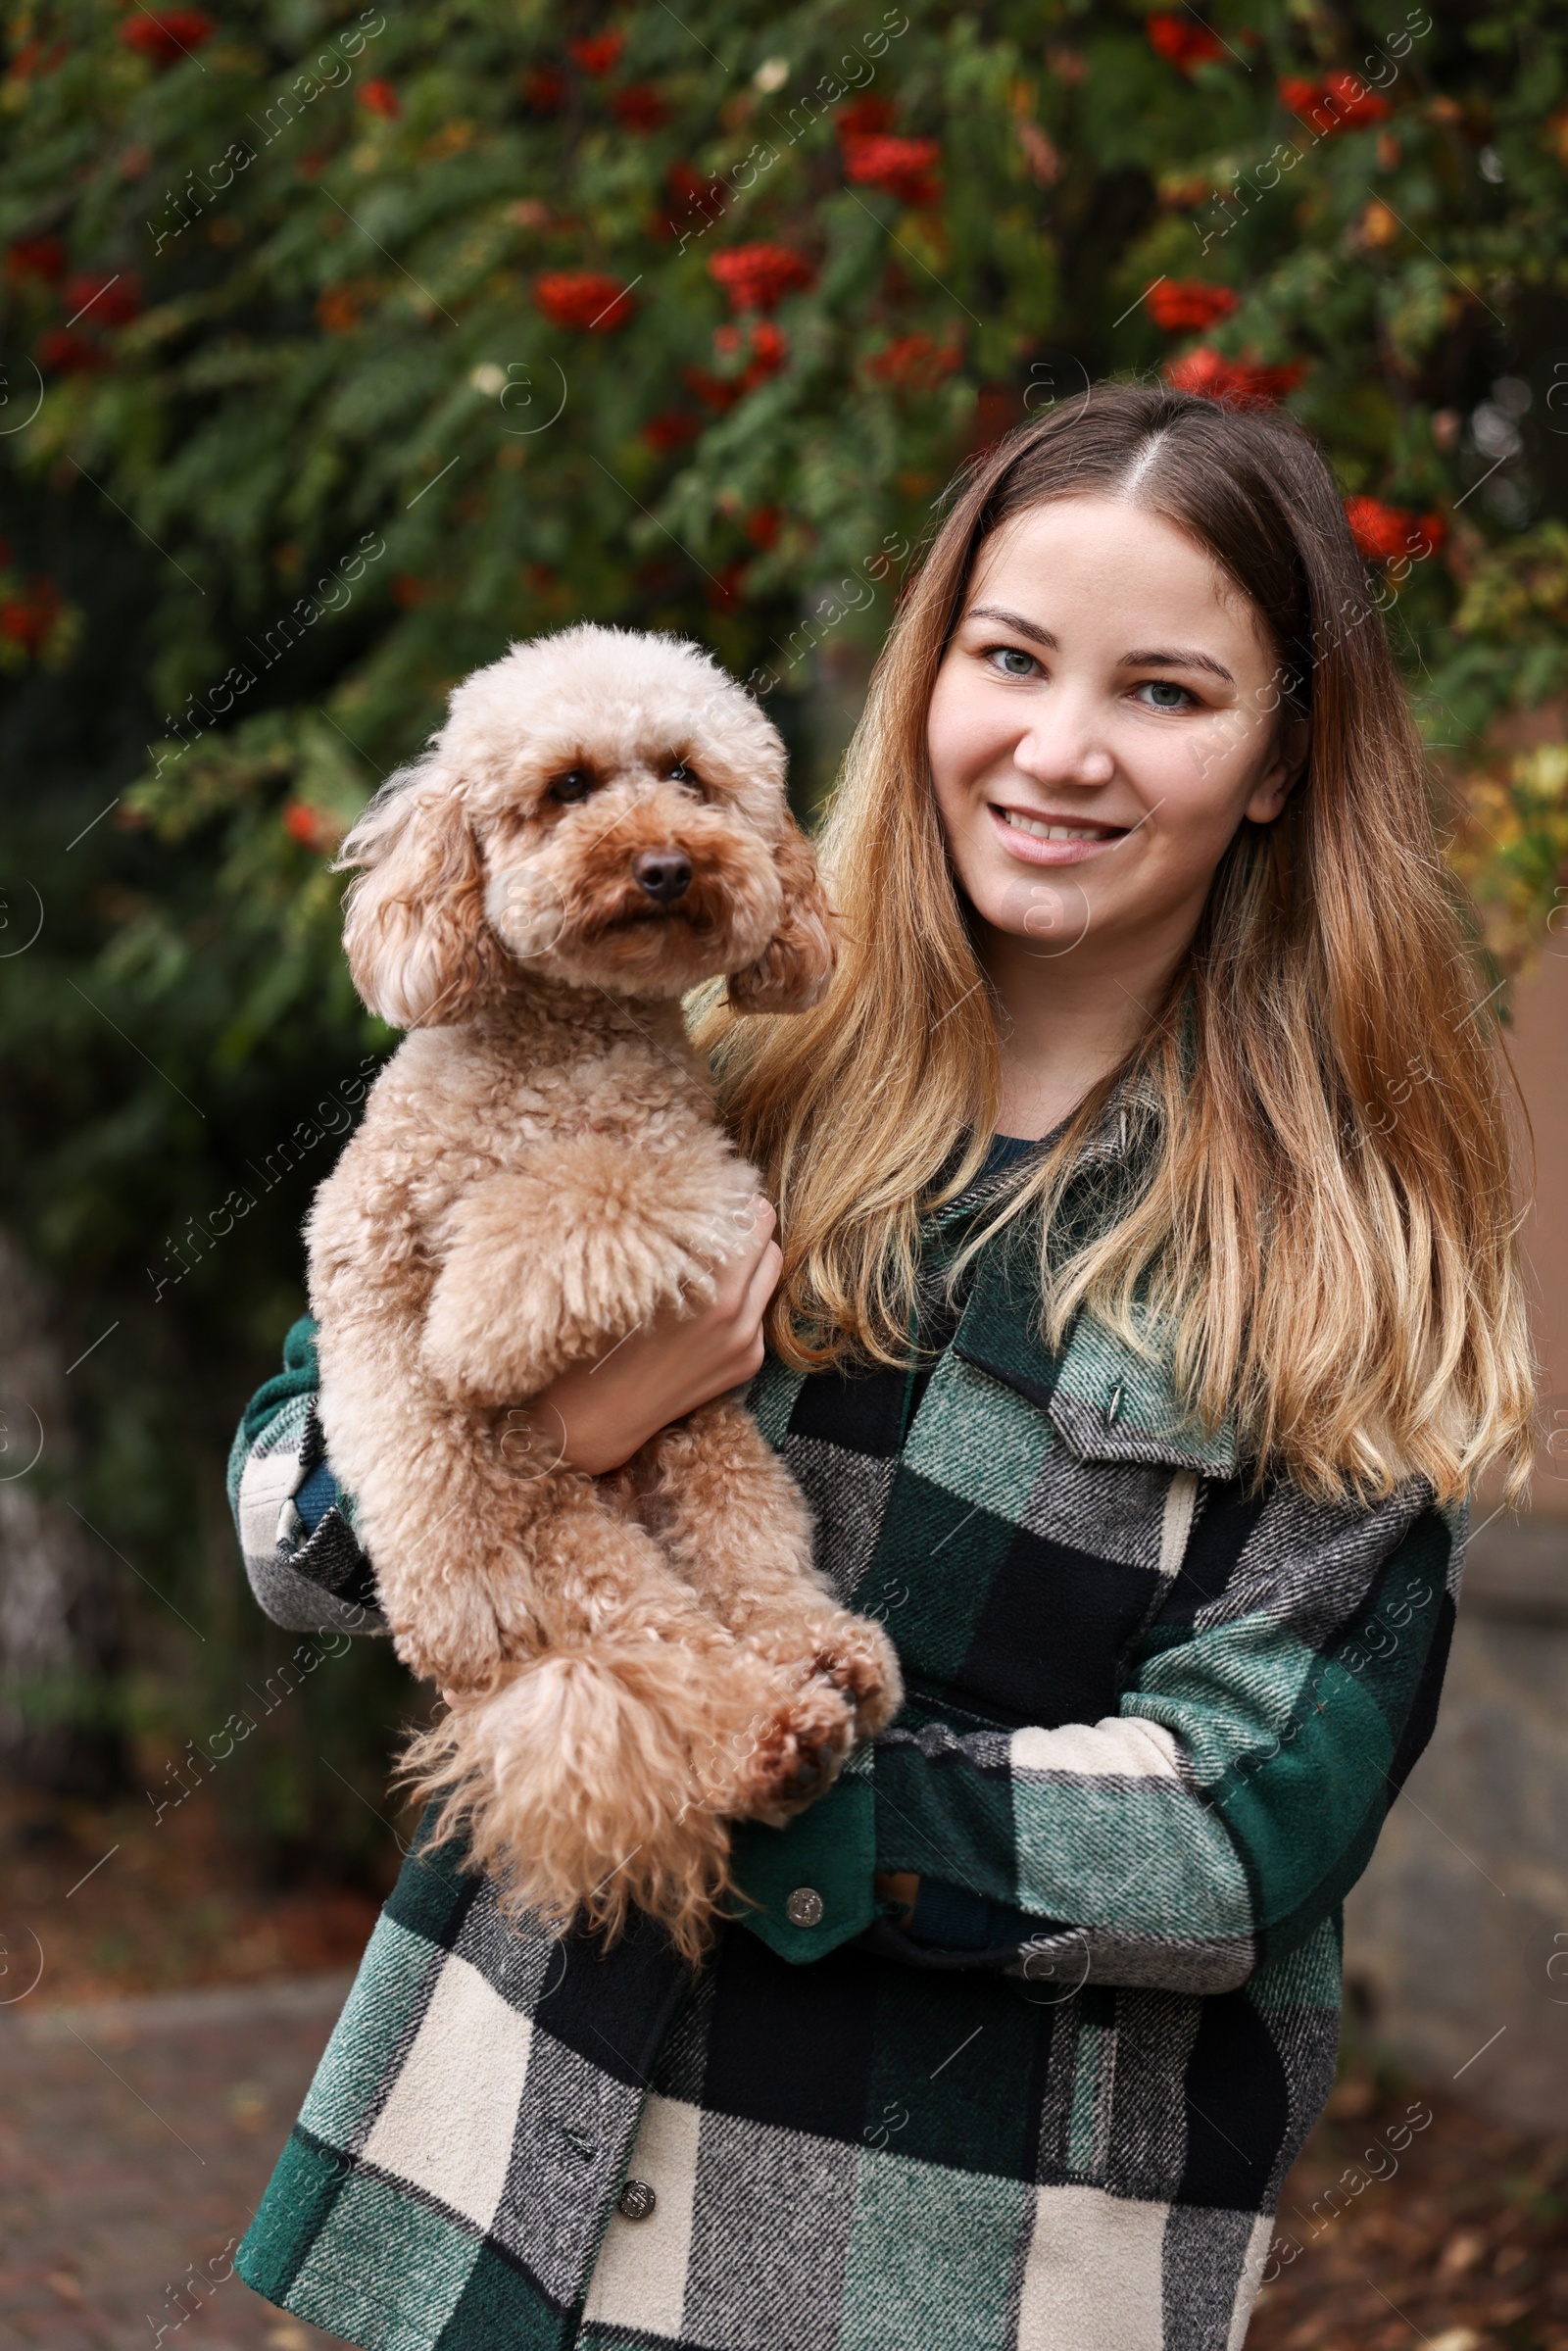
[964, 498, 1274, 663]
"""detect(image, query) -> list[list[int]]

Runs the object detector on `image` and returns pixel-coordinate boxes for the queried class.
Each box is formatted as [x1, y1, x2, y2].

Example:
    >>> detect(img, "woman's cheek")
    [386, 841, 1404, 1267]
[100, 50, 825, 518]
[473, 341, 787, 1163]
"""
[926, 709, 1000, 839]
[930, 769, 983, 886]
[1157, 774, 1255, 889]
[924, 658, 1010, 792]
[1168, 710, 1250, 794]
[923, 675, 970, 805]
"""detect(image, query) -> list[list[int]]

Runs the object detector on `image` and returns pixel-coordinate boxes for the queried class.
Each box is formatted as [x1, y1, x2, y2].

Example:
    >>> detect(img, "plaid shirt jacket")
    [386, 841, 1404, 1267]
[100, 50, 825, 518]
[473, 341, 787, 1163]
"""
[230, 1094, 1465, 2351]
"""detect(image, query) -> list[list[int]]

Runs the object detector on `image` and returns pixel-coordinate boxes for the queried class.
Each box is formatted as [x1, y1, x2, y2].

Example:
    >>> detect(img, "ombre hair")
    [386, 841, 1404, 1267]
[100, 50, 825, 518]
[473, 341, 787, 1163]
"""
[696, 382, 1536, 1506]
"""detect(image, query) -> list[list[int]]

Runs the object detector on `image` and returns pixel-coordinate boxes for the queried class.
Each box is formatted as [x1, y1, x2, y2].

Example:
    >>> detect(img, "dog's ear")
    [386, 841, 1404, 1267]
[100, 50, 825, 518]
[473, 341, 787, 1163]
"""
[337, 763, 503, 1028]
[726, 813, 837, 1015]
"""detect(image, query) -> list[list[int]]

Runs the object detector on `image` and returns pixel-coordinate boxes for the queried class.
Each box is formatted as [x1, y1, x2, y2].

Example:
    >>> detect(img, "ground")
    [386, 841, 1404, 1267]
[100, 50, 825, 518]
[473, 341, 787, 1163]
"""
[0, 1780, 394, 2008]
[1249, 2049, 1568, 2351]
[3, 1788, 1565, 2350]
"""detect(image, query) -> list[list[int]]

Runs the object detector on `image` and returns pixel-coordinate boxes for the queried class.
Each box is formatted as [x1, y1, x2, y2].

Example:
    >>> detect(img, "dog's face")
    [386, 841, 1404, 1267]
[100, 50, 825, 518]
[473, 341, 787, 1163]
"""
[337, 626, 835, 1025]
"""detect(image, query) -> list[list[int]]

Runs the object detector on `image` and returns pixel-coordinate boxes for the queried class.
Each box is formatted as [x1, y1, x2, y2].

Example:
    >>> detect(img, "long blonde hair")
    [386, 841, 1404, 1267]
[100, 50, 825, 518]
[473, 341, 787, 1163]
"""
[698, 384, 1537, 1506]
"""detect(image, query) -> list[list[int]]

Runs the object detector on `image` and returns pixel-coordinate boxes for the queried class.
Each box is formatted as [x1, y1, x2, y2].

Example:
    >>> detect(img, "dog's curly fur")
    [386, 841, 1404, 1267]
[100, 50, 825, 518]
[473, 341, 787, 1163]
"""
[307, 624, 903, 1963]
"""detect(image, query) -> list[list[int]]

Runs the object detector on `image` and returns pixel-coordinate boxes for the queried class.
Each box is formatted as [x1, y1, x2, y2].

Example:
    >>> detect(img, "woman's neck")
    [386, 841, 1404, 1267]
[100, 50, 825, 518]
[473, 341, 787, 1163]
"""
[978, 921, 1182, 1141]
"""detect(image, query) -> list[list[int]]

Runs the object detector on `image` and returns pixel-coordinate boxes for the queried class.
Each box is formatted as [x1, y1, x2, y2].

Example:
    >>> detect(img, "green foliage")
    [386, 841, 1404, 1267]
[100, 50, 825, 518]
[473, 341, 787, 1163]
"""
[3, 0, 1568, 1849]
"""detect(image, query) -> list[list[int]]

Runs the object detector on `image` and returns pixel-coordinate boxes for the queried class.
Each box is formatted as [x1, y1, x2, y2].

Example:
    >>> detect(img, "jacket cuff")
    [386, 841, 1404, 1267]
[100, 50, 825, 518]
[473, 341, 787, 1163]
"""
[721, 1751, 881, 1963]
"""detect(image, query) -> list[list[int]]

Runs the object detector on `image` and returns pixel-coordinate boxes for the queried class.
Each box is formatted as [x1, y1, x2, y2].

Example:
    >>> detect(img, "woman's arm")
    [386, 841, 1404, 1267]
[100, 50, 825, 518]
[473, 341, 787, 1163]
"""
[229, 1315, 388, 1635]
[729, 1475, 1466, 1993]
[229, 1205, 783, 1630]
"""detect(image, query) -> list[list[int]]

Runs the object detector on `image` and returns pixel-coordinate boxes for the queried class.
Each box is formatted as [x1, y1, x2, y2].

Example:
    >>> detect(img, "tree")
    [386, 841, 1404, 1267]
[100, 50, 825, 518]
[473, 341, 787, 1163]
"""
[2, 0, 1566, 1833]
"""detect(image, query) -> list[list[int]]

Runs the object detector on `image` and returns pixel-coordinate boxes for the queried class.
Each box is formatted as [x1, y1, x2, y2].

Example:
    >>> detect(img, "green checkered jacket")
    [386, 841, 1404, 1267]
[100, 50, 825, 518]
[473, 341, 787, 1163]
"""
[230, 1090, 1465, 2351]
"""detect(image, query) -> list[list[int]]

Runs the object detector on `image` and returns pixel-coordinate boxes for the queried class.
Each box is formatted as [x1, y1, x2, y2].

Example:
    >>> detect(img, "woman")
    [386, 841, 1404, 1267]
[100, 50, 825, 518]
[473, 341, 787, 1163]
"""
[232, 383, 1534, 2351]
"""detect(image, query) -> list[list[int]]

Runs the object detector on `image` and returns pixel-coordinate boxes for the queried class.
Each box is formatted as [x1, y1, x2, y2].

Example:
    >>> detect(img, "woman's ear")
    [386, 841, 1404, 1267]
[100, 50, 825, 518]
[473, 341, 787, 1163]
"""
[726, 813, 838, 1014]
[337, 763, 504, 1027]
[1247, 715, 1311, 824]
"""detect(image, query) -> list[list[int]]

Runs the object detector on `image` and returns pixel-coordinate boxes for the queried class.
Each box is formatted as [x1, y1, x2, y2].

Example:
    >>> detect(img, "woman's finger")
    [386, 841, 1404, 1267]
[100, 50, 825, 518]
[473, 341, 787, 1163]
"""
[724, 1194, 776, 1269]
[741, 1235, 784, 1328]
[710, 1199, 777, 1308]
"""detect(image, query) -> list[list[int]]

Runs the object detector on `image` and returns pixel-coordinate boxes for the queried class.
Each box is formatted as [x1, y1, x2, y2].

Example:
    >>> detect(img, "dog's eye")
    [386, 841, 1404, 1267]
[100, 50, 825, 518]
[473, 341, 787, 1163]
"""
[667, 759, 703, 793]
[549, 768, 596, 805]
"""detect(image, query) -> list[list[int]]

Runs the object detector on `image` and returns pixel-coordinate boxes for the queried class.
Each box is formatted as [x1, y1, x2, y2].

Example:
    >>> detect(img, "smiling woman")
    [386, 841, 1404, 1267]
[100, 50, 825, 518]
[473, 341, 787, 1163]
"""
[230, 385, 1537, 2351]
[705, 382, 1533, 1509]
[926, 498, 1306, 1138]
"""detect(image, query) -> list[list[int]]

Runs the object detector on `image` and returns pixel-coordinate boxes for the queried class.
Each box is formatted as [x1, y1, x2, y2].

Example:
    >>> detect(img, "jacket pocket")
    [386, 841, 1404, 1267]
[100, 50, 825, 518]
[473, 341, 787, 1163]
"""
[1021, 1982, 1119, 2187]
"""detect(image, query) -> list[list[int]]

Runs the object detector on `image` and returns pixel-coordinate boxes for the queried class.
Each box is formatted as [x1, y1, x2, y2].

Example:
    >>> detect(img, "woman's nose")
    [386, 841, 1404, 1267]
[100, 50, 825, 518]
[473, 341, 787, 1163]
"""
[1000, 679, 1114, 786]
[1011, 717, 1115, 789]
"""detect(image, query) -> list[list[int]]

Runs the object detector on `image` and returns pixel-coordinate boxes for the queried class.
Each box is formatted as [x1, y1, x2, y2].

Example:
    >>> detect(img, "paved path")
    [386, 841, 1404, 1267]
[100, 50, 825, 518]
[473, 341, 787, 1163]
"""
[0, 1973, 356, 2349]
[8, 1964, 1563, 2349]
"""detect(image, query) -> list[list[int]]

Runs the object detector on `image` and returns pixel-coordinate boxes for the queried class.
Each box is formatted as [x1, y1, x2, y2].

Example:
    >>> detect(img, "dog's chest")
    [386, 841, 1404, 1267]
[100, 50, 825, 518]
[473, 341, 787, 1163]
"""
[375, 1026, 718, 1186]
[490, 1032, 709, 1147]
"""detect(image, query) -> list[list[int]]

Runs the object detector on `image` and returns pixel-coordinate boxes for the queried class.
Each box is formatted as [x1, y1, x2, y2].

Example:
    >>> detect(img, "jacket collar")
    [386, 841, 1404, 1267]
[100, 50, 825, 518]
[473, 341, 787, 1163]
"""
[932, 1061, 1241, 1479]
[928, 1054, 1163, 1221]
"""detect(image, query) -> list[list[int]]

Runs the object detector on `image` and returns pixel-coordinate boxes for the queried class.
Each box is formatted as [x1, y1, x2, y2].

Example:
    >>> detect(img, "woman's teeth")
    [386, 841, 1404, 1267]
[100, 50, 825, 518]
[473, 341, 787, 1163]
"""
[1000, 809, 1120, 842]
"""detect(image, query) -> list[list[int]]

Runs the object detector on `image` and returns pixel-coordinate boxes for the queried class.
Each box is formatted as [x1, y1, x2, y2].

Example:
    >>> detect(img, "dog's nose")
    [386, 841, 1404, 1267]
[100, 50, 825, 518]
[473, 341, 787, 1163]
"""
[632, 849, 692, 905]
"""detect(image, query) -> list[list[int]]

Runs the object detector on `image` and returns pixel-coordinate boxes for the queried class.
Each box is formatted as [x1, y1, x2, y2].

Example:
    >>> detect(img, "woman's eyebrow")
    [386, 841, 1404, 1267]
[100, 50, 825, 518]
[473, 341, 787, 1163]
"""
[1118, 647, 1236, 684]
[965, 605, 1057, 650]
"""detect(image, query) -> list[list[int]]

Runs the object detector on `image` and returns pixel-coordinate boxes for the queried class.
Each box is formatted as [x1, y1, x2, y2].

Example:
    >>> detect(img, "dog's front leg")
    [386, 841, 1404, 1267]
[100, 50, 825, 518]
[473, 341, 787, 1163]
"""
[399, 1476, 865, 1958]
[628, 1398, 905, 1743]
[420, 1137, 760, 1404]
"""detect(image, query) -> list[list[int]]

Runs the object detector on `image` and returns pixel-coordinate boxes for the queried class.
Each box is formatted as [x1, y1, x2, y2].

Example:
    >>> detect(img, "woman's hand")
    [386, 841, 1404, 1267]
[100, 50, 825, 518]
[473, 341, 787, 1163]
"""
[529, 1195, 783, 1476]
[874, 1871, 920, 1926]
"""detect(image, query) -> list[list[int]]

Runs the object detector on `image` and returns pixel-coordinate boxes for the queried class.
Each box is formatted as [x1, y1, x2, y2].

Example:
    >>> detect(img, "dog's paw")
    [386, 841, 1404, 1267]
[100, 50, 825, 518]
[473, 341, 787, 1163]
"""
[719, 1671, 858, 1828]
[808, 1611, 905, 1739]
[743, 1609, 905, 1741]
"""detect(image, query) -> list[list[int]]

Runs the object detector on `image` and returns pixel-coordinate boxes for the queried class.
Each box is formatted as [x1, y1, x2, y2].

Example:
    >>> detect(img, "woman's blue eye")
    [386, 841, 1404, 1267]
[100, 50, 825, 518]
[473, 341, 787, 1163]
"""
[1137, 679, 1193, 710]
[990, 647, 1037, 677]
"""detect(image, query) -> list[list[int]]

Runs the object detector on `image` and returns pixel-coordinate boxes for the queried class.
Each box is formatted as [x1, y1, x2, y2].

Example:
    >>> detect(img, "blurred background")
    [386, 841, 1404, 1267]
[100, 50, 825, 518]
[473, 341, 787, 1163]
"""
[1, 2, 1566, 2344]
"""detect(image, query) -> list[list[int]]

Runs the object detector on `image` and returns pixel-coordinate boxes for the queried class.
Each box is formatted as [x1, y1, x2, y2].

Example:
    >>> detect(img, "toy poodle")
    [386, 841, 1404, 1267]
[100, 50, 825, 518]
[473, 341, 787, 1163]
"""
[306, 623, 903, 1963]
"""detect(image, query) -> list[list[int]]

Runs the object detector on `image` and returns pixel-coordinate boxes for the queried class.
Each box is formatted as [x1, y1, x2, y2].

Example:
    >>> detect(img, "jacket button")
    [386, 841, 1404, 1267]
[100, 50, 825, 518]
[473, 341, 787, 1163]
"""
[617, 2179, 657, 2221]
[786, 1886, 824, 1928]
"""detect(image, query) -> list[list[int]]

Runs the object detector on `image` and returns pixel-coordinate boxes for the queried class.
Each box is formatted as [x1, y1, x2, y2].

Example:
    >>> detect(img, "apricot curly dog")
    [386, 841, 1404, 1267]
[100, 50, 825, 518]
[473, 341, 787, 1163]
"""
[306, 624, 902, 1962]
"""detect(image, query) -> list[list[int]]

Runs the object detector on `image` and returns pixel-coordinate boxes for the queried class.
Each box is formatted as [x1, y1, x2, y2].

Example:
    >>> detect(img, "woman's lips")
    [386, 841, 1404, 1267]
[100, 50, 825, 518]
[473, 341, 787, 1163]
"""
[988, 803, 1131, 866]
